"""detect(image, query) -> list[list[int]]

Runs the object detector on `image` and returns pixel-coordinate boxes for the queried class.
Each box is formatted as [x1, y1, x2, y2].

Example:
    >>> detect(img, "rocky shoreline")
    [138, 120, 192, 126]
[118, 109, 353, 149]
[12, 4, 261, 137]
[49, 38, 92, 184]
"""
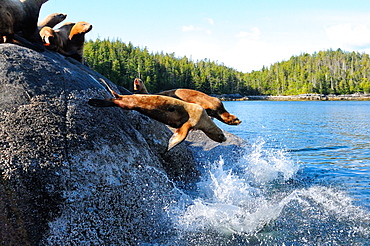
[0, 44, 247, 245]
[215, 93, 370, 101]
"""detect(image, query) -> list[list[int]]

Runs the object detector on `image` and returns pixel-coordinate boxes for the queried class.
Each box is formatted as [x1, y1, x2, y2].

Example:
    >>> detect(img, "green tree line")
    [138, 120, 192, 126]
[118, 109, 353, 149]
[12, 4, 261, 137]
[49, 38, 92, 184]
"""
[84, 39, 370, 95]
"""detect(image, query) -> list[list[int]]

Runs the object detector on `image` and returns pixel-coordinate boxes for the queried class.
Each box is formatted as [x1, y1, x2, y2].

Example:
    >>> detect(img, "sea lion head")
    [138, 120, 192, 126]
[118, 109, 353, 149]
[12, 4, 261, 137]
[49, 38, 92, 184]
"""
[69, 21, 92, 40]
[38, 13, 67, 28]
[39, 26, 57, 48]
[196, 109, 227, 143]
[212, 101, 242, 125]
[133, 78, 148, 94]
[219, 112, 242, 125]
[54, 13, 67, 23]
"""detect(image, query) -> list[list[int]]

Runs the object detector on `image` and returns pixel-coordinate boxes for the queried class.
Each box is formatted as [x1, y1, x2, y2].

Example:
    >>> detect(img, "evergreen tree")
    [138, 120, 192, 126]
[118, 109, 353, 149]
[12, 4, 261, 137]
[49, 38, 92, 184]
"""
[84, 39, 370, 95]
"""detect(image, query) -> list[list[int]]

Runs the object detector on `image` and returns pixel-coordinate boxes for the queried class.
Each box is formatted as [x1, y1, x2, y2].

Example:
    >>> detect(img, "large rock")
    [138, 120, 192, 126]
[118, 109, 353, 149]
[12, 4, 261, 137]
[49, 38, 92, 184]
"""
[0, 44, 245, 245]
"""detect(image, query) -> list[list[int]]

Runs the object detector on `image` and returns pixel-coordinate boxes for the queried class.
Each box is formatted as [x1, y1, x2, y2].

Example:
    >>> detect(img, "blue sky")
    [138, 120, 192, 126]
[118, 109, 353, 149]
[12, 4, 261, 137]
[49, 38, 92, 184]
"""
[40, 0, 370, 72]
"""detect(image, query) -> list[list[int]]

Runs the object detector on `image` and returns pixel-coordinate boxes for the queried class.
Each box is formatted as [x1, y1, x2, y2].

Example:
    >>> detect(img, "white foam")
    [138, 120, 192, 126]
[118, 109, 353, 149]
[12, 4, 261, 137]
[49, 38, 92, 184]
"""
[170, 139, 370, 241]
[171, 141, 301, 236]
[242, 139, 299, 185]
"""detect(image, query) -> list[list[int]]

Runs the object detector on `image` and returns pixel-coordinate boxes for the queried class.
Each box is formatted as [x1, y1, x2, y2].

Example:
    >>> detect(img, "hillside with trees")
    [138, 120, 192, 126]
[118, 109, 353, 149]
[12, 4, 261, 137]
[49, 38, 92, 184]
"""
[84, 39, 370, 95]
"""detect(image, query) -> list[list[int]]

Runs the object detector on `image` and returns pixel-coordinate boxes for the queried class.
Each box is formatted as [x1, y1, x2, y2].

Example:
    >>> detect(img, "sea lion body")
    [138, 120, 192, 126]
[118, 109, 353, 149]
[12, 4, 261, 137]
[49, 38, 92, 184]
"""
[0, 3, 15, 43]
[88, 90, 226, 150]
[158, 89, 241, 125]
[38, 13, 67, 29]
[133, 78, 241, 125]
[54, 21, 92, 62]
[67, 21, 92, 62]
[0, 0, 48, 44]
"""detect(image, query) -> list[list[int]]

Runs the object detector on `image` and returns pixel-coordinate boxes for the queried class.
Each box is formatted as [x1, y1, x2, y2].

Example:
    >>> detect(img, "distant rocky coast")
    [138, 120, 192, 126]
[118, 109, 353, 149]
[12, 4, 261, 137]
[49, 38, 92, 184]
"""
[216, 93, 370, 101]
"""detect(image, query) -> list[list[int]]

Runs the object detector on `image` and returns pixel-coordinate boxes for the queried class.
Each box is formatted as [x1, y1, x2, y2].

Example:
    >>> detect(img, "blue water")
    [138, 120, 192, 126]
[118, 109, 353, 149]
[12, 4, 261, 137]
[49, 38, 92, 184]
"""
[164, 101, 370, 245]
[220, 101, 370, 209]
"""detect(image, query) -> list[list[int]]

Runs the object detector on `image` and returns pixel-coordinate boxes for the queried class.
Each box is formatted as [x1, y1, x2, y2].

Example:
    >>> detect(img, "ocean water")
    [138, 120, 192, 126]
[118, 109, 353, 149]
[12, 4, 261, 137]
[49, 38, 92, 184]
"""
[162, 101, 370, 245]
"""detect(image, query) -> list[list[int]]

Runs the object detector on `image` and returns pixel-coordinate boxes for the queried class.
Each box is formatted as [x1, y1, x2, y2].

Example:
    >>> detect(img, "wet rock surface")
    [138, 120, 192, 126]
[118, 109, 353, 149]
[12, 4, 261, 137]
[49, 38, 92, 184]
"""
[0, 44, 245, 245]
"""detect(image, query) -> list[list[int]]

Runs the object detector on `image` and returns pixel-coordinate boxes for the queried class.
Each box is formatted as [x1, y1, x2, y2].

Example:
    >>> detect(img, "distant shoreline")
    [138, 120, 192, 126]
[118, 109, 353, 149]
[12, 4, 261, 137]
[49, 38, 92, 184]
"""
[216, 93, 370, 101]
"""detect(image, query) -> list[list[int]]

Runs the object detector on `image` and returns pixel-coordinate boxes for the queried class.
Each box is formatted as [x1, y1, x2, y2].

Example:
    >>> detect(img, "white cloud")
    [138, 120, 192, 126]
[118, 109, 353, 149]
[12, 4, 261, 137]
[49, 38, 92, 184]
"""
[182, 25, 197, 32]
[222, 38, 282, 71]
[236, 27, 261, 40]
[181, 25, 211, 35]
[168, 31, 280, 72]
[172, 26, 325, 72]
[205, 18, 215, 25]
[167, 39, 220, 62]
[326, 24, 370, 49]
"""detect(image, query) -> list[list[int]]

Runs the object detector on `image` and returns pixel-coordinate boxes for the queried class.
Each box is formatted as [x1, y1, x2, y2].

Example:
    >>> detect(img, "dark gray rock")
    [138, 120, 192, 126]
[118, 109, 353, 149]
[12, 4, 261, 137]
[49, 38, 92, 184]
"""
[0, 44, 246, 245]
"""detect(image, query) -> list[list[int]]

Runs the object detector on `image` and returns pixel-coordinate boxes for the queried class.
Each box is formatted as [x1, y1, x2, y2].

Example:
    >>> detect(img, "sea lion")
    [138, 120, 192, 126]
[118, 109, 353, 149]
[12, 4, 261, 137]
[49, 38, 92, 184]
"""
[54, 21, 92, 62]
[38, 13, 67, 29]
[39, 26, 62, 51]
[88, 81, 226, 150]
[133, 78, 241, 125]
[134, 78, 149, 94]
[158, 89, 242, 125]
[0, 0, 48, 47]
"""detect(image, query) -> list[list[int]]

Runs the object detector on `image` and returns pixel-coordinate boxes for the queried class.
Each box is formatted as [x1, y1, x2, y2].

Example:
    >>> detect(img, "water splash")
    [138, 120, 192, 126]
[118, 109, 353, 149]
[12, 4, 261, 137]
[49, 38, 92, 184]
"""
[244, 139, 299, 185]
[171, 140, 299, 236]
[166, 140, 370, 245]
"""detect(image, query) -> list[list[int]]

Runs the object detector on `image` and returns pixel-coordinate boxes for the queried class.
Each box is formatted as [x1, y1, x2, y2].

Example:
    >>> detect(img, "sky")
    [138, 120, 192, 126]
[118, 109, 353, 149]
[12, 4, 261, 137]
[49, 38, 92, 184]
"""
[40, 0, 370, 72]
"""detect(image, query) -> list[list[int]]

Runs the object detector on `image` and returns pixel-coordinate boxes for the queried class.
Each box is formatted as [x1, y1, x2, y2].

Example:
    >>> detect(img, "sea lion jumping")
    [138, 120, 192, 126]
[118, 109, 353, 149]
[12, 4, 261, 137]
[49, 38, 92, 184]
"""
[38, 13, 67, 29]
[0, 0, 48, 47]
[133, 78, 241, 125]
[158, 89, 242, 125]
[88, 81, 226, 150]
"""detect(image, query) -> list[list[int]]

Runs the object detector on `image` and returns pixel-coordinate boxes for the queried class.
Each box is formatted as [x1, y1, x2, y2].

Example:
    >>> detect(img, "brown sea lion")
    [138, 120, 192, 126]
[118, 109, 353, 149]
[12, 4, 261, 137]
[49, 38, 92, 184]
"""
[54, 21, 75, 38]
[54, 21, 92, 62]
[39, 26, 62, 51]
[38, 13, 67, 29]
[88, 81, 226, 150]
[67, 21, 92, 62]
[133, 78, 241, 125]
[134, 78, 149, 94]
[158, 89, 242, 125]
[0, 0, 48, 47]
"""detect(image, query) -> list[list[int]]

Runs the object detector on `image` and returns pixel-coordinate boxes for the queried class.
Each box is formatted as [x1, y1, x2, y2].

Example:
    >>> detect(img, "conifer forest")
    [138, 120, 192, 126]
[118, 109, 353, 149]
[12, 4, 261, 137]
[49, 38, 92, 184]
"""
[84, 39, 370, 95]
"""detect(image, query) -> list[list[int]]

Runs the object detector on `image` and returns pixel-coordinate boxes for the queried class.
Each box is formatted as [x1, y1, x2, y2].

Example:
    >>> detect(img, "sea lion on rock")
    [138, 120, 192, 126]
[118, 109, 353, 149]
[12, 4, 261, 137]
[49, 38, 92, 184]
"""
[54, 21, 92, 62]
[88, 81, 226, 150]
[38, 13, 67, 29]
[39, 26, 62, 51]
[133, 78, 241, 125]
[0, 0, 48, 47]
[134, 78, 149, 94]
[67, 21, 92, 62]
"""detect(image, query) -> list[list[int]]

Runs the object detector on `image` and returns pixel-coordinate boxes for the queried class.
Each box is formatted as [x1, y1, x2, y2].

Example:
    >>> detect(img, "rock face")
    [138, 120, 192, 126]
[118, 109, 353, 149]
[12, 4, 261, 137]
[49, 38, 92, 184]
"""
[0, 44, 245, 245]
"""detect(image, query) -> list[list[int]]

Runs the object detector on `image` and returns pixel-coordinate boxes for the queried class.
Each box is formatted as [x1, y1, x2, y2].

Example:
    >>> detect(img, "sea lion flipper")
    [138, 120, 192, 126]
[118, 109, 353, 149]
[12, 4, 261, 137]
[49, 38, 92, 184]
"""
[167, 122, 192, 151]
[99, 79, 120, 98]
[88, 99, 116, 107]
